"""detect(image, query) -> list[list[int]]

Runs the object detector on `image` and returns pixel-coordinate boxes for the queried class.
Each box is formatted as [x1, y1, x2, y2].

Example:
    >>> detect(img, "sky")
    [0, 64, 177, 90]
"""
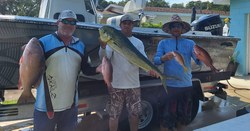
[106, 0, 214, 6]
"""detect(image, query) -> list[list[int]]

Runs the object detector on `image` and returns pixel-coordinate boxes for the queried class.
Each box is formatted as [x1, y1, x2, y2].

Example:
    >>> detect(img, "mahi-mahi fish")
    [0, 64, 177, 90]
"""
[99, 26, 181, 94]
[101, 56, 115, 93]
[17, 37, 45, 104]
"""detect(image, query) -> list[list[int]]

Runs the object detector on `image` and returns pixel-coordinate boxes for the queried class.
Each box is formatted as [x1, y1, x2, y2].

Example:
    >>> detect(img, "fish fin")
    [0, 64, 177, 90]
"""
[213, 70, 219, 74]
[19, 55, 23, 65]
[210, 65, 219, 74]
[184, 66, 191, 74]
[160, 75, 182, 94]
[17, 93, 36, 104]
[18, 77, 22, 90]
[112, 41, 122, 48]
[34, 75, 43, 89]
[211, 68, 219, 74]
[47, 111, 54, 119]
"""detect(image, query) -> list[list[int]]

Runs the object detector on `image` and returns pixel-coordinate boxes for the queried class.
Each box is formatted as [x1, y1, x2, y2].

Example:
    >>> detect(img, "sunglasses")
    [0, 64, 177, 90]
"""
[170, 24, 182, 28]
[60, 19, 77, 25]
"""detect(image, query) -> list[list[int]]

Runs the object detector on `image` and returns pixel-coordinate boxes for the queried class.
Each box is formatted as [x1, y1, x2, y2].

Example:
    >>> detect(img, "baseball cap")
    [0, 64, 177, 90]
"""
[58, 10, 79, 22]
[120, 14, 133, 24]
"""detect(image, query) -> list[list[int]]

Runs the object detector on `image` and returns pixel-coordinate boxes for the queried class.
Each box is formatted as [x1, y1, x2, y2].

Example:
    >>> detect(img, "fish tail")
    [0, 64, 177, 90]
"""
[19, 55, 23, 65]
[210, 66, 219, 74]
[184, 66, 191, 74]
[161, 78, 168, 94]
[160, 75, 182, 94]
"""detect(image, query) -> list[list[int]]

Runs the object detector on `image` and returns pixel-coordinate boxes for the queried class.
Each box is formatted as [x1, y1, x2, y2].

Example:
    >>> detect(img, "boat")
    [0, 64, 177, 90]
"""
[0, 0, 240, 88]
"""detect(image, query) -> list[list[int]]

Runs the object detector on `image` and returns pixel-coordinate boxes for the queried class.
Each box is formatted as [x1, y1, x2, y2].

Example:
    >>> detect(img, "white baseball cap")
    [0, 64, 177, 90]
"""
[120, 14, 134, 24]
[58, 10, 79, 22]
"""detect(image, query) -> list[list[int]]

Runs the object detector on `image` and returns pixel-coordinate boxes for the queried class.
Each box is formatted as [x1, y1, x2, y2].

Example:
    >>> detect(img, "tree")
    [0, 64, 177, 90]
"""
[141, 19, 162, 28]
[171, 3, 184, 8]
[206, 2, 213, 10]
[99, 0, 109, 9]
[98, 0, 117, 9]
[0, 0, 41, 17]
[146, 0, 170, 8]
[118, 0, 130, 6]
[185, 1, 204, 9]
[185, 1, 229, 11]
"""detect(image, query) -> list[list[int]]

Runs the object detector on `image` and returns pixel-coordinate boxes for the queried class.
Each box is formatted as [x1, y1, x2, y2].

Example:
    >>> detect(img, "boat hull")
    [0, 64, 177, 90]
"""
[0, 16, 240, 87]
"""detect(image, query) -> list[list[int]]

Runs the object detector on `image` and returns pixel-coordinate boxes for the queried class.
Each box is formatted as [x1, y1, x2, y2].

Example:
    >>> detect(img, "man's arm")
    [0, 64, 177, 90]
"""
[81, 48, 101, 75]
[154, 41, 173, 65]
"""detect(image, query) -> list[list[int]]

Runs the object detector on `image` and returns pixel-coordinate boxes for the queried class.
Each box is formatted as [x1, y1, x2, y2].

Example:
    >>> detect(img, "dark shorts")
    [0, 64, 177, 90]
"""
[33, 106, 78, 131]
[159, 86, 193, 128]
[108, 88, 142, 119]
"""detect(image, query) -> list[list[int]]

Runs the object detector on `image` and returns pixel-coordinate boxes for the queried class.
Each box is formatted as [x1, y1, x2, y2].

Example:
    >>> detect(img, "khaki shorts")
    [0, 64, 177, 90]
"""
[108, 88, 142, 119]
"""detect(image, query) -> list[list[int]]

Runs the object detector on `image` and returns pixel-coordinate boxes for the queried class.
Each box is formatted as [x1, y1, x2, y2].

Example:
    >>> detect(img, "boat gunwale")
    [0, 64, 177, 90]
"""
[0, 15, 241, 42]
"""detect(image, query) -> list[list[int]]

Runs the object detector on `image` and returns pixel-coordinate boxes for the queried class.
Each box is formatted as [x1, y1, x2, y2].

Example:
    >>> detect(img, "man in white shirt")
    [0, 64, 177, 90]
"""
[99, 14, 157, 131]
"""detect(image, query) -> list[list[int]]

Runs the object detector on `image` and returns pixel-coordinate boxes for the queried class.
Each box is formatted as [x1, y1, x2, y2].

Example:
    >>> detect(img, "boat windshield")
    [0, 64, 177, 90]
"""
[84, 0, 97, 15]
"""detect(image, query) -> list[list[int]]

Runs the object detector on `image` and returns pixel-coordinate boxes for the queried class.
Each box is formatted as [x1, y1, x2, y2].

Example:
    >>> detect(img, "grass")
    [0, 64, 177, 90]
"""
[1, 97, 36, 105]
[2, 99, 18, 105]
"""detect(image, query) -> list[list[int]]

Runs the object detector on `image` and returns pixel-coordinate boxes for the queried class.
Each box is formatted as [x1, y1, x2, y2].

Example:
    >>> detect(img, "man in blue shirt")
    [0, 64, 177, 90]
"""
[32, 10, 102, 131]
[153, 14, 203, 131]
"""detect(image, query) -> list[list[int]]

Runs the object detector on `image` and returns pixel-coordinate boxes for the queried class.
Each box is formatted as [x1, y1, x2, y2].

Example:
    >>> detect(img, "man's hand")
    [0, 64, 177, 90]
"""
[98, 37, 107, 49]
[148, 70, 159, 78]
[161, 52, 174, 62]
[193, 51, 200, 60]
[96, 64, 102, 73]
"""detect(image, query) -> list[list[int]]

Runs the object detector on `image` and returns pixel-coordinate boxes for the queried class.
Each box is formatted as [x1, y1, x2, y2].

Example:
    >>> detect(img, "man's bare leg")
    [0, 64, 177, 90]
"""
[160, 124, 169, 131]
[177, 121, 185, 131]
[109, 117, 119, 131]
[130, 115, 139, 131]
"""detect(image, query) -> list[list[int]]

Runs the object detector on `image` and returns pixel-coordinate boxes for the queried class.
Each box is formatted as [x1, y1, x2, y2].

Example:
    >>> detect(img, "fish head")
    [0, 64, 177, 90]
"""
[171, 51, 176, 57]
[102, 56, 108, 64]
[99, 26, 112, 42]
[193, 45, 199, 53]
[25, 37, 44, 54]
[172, 51, 185, 65]
[28, 37, 40, 47]
[193, 45, 197, 50]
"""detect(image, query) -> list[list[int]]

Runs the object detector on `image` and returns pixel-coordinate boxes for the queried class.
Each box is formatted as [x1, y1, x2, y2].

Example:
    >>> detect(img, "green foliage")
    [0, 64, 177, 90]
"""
[2, 99, 18, 105]
[146, 0, 170, 8]
[0, 0, 230, 17]
[185, 0, 230, 11]
[171, 3, 184, 9]
[185, 1, 198, 9]
[99, 0, 109, 9]
[141, 20, 162, 28]
[229, 51, 240, 64]
[0, 0, 41, 17]
[99, 0, 117, 9]
[118, 0, 130, 6]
